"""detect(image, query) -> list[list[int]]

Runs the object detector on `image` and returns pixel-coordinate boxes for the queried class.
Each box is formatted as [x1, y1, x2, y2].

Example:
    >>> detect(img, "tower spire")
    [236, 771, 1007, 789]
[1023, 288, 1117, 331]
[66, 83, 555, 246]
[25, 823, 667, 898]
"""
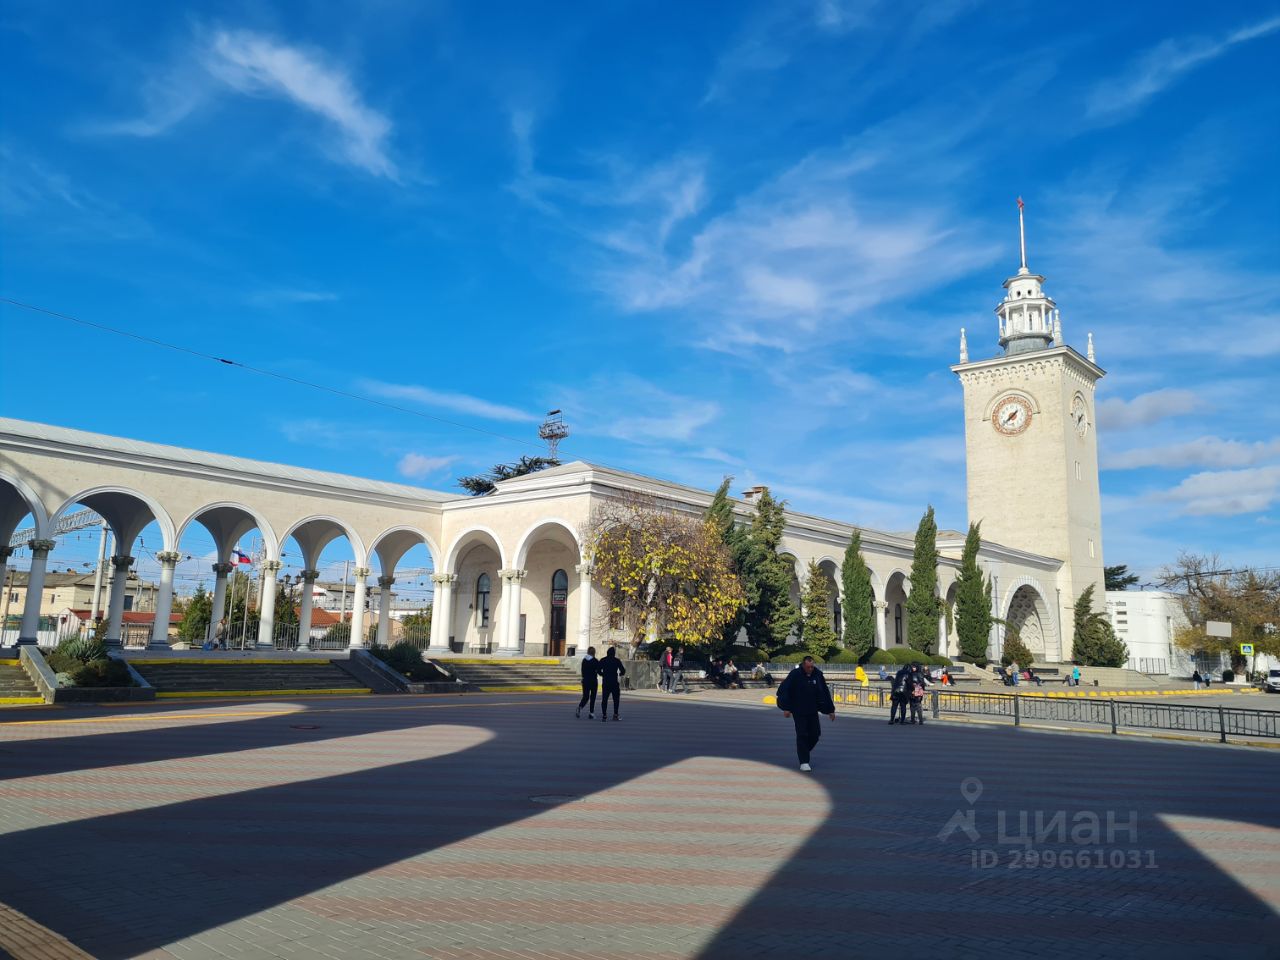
[1017, 196, 1028, 274]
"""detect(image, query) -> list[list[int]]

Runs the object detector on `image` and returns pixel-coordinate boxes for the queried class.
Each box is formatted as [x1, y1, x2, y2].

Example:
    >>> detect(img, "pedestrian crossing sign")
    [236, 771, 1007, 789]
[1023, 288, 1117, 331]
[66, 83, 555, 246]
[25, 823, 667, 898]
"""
[1240, 643, 1254, 655]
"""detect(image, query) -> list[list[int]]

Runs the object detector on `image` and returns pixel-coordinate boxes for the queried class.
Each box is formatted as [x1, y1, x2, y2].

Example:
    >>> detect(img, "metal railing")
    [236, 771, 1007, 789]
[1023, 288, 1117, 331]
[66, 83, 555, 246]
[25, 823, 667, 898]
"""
[830, 683, 1278, 742]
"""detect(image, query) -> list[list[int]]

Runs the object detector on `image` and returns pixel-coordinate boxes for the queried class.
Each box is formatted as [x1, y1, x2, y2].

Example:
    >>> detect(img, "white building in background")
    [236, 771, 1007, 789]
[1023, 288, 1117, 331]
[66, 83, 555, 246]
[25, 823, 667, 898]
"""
[1105, 590, 1190, 676]
[0, 210, 1117, 663]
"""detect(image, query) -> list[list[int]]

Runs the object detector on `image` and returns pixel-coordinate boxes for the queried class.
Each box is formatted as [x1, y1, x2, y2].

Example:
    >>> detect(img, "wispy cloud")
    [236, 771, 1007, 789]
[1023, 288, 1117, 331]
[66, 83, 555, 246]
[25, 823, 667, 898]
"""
[564, 374, 721, 446]
[87, 27, 399, 179]
[396, 452, 459, 479]
[246, 288, 339, 307]
[1097, 389, 1202, 430]
[358, 379, 538, 423]
[1105, 436, 1280, 470]
[1158, 464, 1280, 517]
[1086, 15, 1280, 123]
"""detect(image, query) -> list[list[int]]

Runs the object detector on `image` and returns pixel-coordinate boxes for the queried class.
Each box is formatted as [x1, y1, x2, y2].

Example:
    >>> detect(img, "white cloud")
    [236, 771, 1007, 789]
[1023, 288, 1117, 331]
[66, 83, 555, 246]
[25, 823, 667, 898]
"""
[1159, 465, 1280, 517]
[564, 374, 721, 446]
[89, 28, 398, 179]
[247, 288, 339, 307]
[358, 379, 538, 424]
[396, 452, 458, 479]
[1096, 389, 1202, 430]
[1086, 15, 1280, 123]
[1105, 436, 1280, 470]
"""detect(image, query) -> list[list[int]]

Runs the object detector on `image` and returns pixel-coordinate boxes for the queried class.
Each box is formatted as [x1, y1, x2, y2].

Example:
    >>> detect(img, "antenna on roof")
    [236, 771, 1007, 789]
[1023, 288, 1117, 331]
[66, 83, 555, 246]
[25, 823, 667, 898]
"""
[538, 410, 569, 460]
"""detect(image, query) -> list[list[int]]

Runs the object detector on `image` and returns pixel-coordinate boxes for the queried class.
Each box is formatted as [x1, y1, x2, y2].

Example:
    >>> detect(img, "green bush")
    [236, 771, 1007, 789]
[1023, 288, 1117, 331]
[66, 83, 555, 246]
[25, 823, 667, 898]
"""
[70, 658, 134, 688]
[1222, 668, 1235, 683]
[930, 654, 954, 667]
[772, 650, 821, 664]
[727, 646, 766, 664]
[868, 649, 896, 664]
[826, 649, 860, 664]
[1000, 633, 1035, 668]
[371, 642, 447, 682]
[55, 635, 108, 665]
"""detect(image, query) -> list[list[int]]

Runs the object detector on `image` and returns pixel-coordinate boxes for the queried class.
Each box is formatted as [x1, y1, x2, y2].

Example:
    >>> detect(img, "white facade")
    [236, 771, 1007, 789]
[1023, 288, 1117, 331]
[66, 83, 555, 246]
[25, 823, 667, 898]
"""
[1106, 590, 1189, 675]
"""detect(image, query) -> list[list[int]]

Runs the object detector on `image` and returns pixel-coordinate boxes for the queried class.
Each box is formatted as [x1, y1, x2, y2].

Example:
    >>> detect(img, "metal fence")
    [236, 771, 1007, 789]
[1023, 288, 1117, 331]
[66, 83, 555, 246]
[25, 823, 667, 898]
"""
[830, 683, 1277, 743]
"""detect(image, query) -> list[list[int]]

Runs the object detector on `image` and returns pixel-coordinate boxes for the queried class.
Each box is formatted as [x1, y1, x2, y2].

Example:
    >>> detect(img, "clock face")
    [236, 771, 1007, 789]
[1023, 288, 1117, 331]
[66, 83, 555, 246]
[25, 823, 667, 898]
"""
[992, 395, 1032, 436]
[1071, 393, 1089, 438]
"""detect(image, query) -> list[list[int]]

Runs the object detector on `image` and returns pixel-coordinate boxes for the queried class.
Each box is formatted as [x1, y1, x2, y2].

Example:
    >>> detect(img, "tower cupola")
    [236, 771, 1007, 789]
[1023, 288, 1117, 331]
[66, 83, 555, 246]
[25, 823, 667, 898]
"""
[997, 198, 1057, 356]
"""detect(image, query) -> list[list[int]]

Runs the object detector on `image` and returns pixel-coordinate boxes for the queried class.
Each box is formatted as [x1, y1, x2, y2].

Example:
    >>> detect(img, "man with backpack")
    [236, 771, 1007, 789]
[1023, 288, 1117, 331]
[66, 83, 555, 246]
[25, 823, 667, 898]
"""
[576, 646, 600, 719]
[907, 662, 931, 725]
[659, 646, 674, 693]
[776, 655, 836, 772]
[889, 662, 912, 724]
[598, 646, 626, 721]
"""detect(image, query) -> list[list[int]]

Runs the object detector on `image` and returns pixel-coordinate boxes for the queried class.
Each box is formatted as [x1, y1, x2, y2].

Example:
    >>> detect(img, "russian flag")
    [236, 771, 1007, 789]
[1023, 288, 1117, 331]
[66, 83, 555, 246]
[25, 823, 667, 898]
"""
[232, 549, 252, 565]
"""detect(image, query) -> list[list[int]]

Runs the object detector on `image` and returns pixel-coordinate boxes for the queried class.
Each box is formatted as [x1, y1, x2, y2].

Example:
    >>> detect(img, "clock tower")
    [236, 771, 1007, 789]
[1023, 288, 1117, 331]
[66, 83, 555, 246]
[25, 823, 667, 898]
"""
[952, 201, 1107, 657]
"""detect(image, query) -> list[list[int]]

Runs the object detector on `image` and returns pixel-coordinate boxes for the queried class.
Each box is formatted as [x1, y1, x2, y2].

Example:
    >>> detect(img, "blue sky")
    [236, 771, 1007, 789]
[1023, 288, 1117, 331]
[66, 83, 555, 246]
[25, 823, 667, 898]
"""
[2, 0, 1278, 593]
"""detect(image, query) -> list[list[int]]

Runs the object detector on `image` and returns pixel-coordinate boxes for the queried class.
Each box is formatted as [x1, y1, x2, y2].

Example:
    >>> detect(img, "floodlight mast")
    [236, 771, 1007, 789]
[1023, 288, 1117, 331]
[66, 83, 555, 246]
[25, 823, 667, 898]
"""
[538, 410, 569, 460]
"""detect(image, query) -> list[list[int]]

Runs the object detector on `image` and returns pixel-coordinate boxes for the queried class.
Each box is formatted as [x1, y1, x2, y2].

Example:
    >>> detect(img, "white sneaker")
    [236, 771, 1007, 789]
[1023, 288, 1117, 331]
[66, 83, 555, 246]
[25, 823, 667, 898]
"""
[800, 763, 812, 772]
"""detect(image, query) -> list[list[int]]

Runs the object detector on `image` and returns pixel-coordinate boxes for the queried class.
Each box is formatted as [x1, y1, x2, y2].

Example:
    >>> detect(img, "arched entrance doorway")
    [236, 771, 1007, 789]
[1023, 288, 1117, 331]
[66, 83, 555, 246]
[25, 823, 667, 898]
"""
[549, 569, 569, 656]
[1005, 583, 1055, 661]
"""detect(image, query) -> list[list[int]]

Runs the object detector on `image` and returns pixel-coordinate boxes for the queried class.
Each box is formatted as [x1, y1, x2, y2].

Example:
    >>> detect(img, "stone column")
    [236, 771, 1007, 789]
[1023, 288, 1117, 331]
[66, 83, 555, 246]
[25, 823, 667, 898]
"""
[208, 561, 234, 642]
[256, 560, 281, 648]
[376, 575, 395, 647]
[874, 601, 887, 650]
[297, 569, 319, 652]
[428, 573, 456, 653]
[148, 551, 181, 649]
[575, 562, 594, 654]
[348, 567, 370, 649]
[104, 555, 135, 648]
[497, 568, 527, 655]
[0, 546, 13, 644]
[17, 539, 56, 645]
[989, 575, 1001, 661]
[937, 613, 948, 659]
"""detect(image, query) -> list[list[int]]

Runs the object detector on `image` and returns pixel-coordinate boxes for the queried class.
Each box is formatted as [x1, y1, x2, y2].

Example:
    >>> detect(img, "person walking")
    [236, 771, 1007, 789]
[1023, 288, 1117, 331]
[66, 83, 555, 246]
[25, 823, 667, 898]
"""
[889, 662, 912, 724]
[598, 646, 626, 721]
[659, 646, 674, 693]
[670, 646, 686, 693]
[576, 646, 600, 719]
[214, 617, 227, 650]
[1192, 669, 1203, 690]
[1071, 665, 1081, 687]
[1010, 661, 1021, 687]
[776, 655, 835, 771]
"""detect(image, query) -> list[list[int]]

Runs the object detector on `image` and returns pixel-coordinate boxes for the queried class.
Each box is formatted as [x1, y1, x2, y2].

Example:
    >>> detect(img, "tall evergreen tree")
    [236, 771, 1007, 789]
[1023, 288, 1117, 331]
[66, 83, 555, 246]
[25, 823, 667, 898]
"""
[177, 585, 213, 642]
[840, 531, 875, 661]
[705, 477, 750, 647]
[799, 559, 838, 659]
[905, 505, 942, 654]
[955, 523, 993, 663]
[741, 489, 799, 655]
[1072, 584, 1129, 666]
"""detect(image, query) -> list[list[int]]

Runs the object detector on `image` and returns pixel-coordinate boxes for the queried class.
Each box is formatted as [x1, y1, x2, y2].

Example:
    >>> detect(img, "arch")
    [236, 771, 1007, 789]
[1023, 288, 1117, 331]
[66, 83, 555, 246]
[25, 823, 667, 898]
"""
[279, 515, 367, 567]
[444, 526, 508, 573]
[1003, 577, 1056, 661]
[0, 470, 50, 540]
[369, 524, 442, 572]
[884, 570, 910, 647]
[513, 518, 581, 570]
[53, 485, 176, 551]
[176, 501, 280, 561]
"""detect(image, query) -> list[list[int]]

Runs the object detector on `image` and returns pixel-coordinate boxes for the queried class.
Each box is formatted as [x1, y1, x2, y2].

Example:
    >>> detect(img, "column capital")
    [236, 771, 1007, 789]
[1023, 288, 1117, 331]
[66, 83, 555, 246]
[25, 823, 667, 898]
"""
[156, 551, 182, 565]
[300, 568, 320, 582]
[431, 572, 458, 586]
[353, 566, 371, 579]
[0, 545, 15, 561]
[499, 568, 527, 582]
[377, 575, 395, 589]
[111, 555, 135, 570]
[575, 562, 594, 576]
[263, 559, 282, 574]
[874, 600, 888, 610]
[212, 561, 234, 575]
[28, 539, 56, 553]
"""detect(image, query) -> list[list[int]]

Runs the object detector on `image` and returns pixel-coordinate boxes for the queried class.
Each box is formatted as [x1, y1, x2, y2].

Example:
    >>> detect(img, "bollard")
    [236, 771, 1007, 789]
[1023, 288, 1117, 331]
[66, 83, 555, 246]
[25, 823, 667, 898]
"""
[931, 688, 940, 720]
[1109, 699, 1118, 735]
[1013, 693, 1020, 727]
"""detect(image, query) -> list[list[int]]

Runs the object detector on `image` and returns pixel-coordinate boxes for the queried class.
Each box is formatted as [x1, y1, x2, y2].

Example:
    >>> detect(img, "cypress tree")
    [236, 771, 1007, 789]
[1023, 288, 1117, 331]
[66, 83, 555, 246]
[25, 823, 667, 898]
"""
[955, 522, 993, 663]
[1072, 584, 1130, 667]
[840, 531, 876, 661]
[705, 477, 750, 647]
[905, 505, 941, 654]
[799, 559, 838, 659]
[742, 489, 799, 655]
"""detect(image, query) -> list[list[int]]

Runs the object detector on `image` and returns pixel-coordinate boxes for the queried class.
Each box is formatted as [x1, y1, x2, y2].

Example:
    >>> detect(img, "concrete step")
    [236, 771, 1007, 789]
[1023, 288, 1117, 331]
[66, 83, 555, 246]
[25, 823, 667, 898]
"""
[0, 665, 39, 699]
[131, 661, 367, 693]
[443, 661, 579, 689]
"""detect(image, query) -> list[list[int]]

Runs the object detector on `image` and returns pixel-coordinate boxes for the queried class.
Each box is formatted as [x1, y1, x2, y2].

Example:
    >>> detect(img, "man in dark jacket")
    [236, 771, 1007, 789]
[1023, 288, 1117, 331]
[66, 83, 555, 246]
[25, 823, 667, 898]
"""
[576, 647, 600, 719]
[598, 646, 626, 721]
[776, 656, 836, 771]
[889, 663, 912, 724]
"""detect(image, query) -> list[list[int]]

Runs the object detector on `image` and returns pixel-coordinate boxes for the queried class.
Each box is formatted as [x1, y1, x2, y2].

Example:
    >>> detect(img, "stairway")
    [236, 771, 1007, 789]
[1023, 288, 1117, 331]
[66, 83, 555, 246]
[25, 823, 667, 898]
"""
[0, 661, 43, 704]
[439, 658, 579, 692]
[128, 659, 371, 697]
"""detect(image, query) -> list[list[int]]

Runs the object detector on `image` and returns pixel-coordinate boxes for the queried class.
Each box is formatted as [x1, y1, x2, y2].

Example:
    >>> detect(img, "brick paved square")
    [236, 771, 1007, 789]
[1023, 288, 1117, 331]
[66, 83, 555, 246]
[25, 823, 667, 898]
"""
[1, 693, 1278, 959]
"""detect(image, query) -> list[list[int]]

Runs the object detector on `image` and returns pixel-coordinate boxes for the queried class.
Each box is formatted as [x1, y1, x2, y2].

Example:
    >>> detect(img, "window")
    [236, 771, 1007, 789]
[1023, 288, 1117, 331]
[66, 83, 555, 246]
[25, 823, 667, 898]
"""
[1088, 539, 1095, 559]
[475, 573, 491, 628]
[1075, 461, 1082, 481]
[894, 604, 903, 645]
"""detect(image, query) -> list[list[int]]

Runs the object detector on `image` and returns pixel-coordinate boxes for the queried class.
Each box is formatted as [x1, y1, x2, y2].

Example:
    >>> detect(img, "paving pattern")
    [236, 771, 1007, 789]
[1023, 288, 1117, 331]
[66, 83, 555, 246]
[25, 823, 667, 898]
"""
[1, 691, 1278, 960]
